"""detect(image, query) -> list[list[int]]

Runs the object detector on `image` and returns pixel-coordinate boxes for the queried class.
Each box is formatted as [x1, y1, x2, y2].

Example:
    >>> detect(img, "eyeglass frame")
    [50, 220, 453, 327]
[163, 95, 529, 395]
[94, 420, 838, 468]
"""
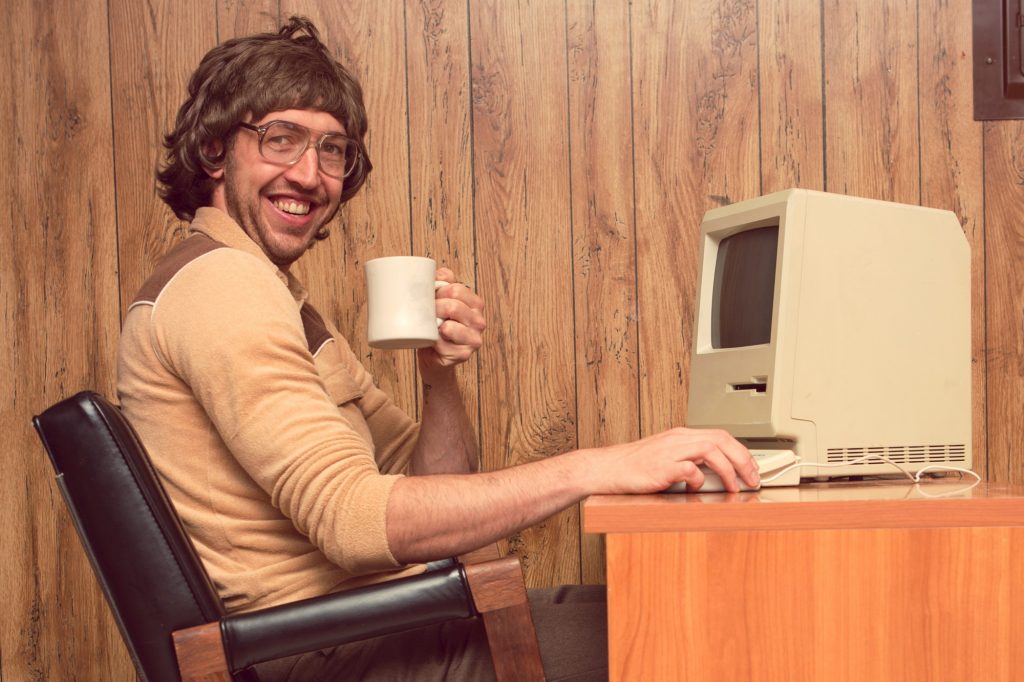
[236, 119, 366, 180]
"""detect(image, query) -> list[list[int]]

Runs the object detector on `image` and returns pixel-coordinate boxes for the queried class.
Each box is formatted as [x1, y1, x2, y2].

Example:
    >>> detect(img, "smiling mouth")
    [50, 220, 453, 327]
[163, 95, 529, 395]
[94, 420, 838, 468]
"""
[272, 198, 312, 216]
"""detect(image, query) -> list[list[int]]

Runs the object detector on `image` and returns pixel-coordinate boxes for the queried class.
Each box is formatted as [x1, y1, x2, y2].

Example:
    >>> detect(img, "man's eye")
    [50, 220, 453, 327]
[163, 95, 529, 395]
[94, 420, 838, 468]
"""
[266, 134, 300, 149]
[321, 140, 346, 158]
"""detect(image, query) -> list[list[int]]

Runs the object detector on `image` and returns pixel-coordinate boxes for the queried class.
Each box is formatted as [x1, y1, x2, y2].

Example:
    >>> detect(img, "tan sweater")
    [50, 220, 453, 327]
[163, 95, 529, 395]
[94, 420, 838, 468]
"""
[117, 207, 423, 613]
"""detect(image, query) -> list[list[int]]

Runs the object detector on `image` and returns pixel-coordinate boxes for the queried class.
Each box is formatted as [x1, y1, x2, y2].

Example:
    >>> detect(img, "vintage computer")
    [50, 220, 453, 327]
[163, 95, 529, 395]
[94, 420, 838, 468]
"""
[683, 188, 972, 488]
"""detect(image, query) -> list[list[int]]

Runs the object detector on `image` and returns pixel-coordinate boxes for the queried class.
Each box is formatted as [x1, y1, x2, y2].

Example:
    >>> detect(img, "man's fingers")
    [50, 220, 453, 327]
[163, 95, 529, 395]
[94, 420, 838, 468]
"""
[434, 272, 484, 312]
[673, 460, 704, 489]
[438, 285, 484, 312]
[666, 428, 758, 492]
[696, 448, 742, 492]
[438, 319, 482, 348]
[710, 431, 759, 488]
[436, 298, 486, 331]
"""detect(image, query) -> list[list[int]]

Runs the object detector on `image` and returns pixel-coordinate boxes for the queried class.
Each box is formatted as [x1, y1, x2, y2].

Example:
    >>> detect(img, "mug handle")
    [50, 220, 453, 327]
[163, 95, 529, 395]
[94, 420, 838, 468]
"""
[434, 280, 449, 327]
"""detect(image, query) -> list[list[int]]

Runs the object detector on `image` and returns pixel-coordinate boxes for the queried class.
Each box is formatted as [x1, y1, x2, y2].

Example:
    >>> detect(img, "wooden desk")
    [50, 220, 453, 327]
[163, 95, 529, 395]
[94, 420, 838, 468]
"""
[584, 481, 1024, 682]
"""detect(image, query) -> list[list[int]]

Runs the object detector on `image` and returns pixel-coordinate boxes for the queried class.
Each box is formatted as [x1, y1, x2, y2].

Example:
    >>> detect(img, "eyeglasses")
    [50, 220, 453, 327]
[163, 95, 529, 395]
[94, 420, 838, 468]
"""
[237, 120, 363, 180]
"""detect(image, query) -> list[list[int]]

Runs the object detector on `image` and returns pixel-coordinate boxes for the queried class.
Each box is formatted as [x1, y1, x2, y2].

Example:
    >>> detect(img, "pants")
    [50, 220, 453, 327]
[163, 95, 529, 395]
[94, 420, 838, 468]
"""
[252, 584, 608, 681]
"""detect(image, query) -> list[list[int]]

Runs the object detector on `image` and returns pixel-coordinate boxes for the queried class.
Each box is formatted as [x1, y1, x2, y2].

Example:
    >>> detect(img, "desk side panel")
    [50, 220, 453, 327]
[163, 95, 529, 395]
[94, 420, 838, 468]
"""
[605, 527, 1023, 682]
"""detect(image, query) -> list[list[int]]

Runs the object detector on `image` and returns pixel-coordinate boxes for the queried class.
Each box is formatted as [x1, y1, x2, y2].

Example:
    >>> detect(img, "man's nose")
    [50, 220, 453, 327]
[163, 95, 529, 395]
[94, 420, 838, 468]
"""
[283, 147, 320, 187]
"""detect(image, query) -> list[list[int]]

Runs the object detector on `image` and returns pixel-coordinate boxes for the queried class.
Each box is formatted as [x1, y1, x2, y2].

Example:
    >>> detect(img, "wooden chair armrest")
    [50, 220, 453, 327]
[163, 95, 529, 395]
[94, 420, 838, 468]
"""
[173, 547, 546, 682]
[173, 622, 231, 681]
[458, 542, 502, 564]
[462, 553, 546, 682]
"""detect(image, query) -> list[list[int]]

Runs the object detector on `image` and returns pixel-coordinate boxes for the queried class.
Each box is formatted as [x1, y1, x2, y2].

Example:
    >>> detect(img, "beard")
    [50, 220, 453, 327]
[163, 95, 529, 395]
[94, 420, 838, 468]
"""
[221, 155, 340, 270]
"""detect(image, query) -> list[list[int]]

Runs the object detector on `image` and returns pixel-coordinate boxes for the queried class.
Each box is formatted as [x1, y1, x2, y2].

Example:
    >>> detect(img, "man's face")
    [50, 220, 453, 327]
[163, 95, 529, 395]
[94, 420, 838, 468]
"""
[209, 108, 347, 270]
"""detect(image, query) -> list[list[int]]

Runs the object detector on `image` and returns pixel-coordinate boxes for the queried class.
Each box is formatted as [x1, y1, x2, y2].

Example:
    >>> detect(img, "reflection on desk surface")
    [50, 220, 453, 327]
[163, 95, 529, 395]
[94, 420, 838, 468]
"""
[666, 476, 1001, 504]
[756, 477, 981, 502]
[583, 480, 1024, 533]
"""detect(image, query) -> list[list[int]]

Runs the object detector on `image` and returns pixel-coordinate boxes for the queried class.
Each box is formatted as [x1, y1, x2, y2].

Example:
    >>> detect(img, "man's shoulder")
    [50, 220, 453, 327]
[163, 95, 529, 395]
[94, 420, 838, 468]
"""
[131, 233, 227, 307]
[130, 234, 273, 308]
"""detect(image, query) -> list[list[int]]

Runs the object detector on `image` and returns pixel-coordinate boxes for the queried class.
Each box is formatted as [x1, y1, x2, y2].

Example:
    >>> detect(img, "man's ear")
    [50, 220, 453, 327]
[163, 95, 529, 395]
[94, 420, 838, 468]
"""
[202, 139, 226, 179]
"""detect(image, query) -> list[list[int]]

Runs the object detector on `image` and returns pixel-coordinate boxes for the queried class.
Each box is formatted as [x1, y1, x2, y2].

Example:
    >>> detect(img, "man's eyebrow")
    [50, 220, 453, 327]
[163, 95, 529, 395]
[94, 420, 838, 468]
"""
[272, 119, 349, 137]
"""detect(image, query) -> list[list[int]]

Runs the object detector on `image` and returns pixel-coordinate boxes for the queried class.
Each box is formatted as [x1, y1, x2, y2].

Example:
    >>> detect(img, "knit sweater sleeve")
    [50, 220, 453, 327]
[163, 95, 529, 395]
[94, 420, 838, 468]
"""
[149, 249, 403, 575]
[319, 316, 420, 475]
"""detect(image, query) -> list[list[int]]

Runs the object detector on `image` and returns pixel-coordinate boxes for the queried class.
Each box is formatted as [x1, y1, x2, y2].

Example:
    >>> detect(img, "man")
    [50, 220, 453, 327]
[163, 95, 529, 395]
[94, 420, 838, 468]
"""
[118, 16, 759, 681]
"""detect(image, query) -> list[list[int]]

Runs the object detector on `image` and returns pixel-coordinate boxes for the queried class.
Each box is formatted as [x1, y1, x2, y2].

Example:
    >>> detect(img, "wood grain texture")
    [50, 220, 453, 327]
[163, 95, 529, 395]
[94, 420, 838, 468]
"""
[459, 542, 502, 564]
[983, 121, 1024, 484]
[110, 0, 216, 315]
[477, 606, 547, 682]
[1, 0, 126, 678]
[917, 0, 986, 476]
[470, 0, 579, 587]
[463, 556, 529, 612]
[565, 0, 639, 585]
[605, 525, 1024, 681]
[216, 0, 280, 41]
[758, 0, 824, 192]
[173, 622, 232, 681]
[9, 1, 1024, 678]
[823, 0, 919, 202]
[596, 486, 1024, 681]
[632, 0, 761, 436]
[584, 481, 1024, 533]
[463, 556, 544, 682]
[285, 0, 418, 417]
[405, 0, 480, 428]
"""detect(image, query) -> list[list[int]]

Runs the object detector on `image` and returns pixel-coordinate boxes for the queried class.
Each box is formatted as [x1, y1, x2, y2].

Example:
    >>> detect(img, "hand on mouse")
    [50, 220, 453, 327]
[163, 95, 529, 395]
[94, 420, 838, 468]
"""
[576, 427, 760, 494]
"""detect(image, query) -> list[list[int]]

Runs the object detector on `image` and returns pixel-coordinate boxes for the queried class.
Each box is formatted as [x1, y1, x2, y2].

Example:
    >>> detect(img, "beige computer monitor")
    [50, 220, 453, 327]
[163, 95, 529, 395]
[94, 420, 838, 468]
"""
[686, 188, 972, 479]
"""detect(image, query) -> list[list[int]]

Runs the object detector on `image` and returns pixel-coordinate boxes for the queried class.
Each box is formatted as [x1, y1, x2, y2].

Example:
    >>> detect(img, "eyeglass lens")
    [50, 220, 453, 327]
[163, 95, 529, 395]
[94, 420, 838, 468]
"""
[259, 121, 358, 178]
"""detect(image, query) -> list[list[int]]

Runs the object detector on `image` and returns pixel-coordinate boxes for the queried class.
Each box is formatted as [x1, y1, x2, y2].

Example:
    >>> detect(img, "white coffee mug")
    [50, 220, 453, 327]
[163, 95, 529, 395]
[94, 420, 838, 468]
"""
[365, 256, 445, 349]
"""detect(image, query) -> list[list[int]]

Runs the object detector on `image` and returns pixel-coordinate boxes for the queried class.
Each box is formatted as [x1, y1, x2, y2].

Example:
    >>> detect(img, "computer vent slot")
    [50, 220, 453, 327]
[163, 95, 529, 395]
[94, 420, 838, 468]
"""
[825, 444, 967, 465]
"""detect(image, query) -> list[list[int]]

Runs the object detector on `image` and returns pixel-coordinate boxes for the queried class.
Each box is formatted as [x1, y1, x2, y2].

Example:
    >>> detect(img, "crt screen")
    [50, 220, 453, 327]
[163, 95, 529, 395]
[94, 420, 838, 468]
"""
[711, 224, 778, 348]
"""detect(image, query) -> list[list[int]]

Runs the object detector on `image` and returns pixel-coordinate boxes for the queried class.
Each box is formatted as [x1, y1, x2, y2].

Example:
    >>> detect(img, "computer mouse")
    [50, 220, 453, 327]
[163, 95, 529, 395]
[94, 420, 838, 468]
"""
[663, 450, 798, 493]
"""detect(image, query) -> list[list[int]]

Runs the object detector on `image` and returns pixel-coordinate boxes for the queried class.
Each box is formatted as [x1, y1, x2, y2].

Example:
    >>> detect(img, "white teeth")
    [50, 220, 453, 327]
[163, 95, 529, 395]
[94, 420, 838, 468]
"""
[273, 199, 310, 215]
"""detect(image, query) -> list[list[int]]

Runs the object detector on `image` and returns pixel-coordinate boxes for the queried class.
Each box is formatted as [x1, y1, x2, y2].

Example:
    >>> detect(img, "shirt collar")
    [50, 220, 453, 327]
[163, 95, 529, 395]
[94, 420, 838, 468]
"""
[190, 206, 309, 306]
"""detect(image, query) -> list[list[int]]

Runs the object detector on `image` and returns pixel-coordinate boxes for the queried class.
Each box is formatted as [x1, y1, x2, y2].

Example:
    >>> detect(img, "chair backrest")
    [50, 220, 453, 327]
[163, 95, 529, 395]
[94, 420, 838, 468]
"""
[33, 391, 226, 682]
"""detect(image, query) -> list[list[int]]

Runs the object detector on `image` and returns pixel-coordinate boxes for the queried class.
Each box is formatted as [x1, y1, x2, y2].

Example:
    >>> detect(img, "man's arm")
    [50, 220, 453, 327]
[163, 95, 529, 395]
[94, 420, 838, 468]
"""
[390, 270, 758, 565]
[409, 364, 478, 474]
[406, 269, 485, 475]
[386, 426, 760, 564]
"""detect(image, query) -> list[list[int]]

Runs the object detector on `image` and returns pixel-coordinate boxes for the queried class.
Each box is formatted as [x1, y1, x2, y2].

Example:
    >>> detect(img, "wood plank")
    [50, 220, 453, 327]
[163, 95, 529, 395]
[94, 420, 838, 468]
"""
[470, 0, 579, 587]
[917, 0, 986, 478]
[822, 0, 919, 203]
[476, 607, 546, 682]
[565, 0, 638, 584]
[632, 0, 761, 436]
[758, 0, 824, 192]
[983, 120, 1024, 484]
[1, 0, 126, 678]
[464, 557, 545, 682]
[284, 0, 417, 417]
[606, 525, 1024, 681]
[173, 622, 232, 681]
[110, 0, 216, 314]
[405, 0, 480, 428]
[463, 556, 529, 612]
[216, 0, 279, 41]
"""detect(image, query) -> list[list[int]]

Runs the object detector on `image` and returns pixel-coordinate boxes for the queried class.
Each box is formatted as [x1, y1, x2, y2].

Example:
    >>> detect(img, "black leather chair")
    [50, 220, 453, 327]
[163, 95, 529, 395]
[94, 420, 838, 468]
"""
[33, 391, 545, 681]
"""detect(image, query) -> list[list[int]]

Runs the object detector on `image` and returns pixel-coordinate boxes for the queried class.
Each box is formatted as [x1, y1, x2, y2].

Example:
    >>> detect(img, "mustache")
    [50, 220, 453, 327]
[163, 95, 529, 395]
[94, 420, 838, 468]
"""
[265, 183, 329, 206]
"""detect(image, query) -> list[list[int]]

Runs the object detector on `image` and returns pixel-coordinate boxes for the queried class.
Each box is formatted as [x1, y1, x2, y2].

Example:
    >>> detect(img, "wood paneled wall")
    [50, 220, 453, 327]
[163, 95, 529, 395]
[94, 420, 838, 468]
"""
[4, 0, 1020, 677]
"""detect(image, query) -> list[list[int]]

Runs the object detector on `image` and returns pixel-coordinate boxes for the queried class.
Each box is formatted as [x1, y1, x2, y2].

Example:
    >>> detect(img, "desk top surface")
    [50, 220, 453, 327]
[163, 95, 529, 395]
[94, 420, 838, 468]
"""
[584, 480, 1024, 533]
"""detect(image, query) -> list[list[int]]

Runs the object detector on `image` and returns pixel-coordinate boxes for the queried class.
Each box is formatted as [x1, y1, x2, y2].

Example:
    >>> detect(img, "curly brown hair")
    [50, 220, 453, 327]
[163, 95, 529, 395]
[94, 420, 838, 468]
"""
[157, 16, 372, 228]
